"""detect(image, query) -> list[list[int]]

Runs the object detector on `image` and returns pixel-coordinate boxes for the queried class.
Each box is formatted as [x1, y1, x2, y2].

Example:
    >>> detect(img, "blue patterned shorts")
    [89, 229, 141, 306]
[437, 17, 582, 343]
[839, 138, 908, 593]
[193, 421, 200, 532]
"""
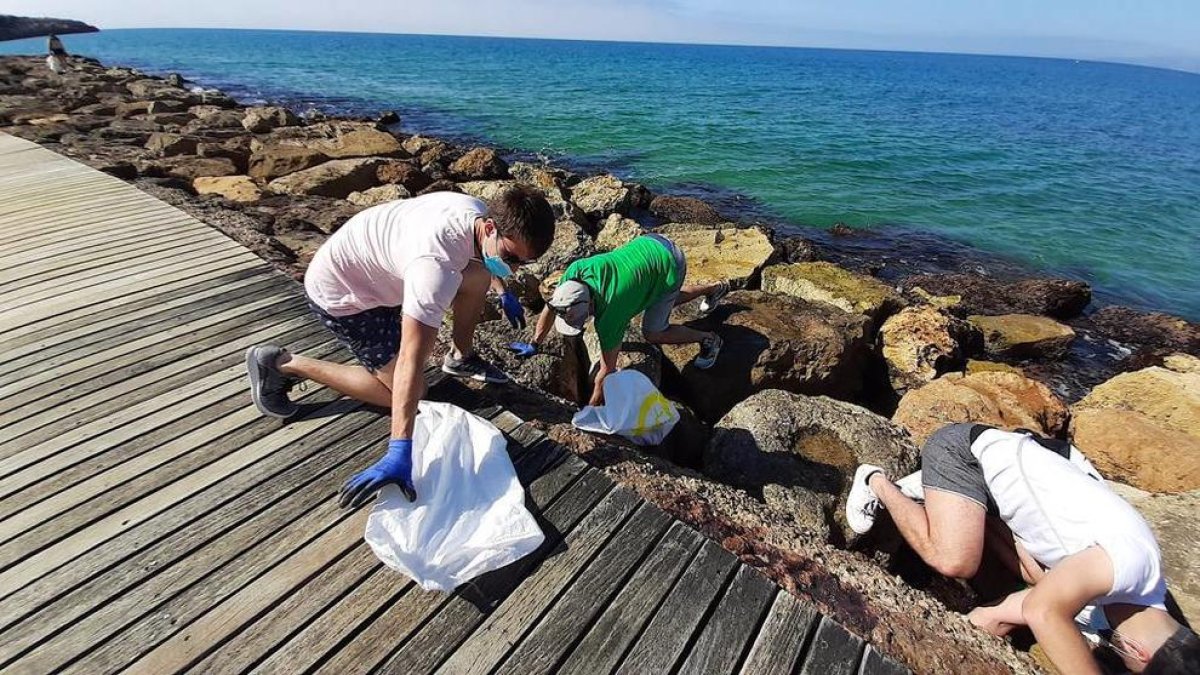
[306, 297, 401, 372]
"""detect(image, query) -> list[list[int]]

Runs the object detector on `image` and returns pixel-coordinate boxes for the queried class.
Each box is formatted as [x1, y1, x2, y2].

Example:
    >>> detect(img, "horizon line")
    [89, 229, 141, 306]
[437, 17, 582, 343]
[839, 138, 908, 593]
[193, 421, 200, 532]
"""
[30, 24, 1200, 77]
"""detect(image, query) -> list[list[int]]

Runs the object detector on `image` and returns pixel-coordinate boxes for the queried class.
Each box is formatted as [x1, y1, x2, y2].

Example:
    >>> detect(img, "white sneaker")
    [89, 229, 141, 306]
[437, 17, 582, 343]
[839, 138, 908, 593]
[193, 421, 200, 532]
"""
[846, 464, 885, 535]
[895, 470, 925, 502]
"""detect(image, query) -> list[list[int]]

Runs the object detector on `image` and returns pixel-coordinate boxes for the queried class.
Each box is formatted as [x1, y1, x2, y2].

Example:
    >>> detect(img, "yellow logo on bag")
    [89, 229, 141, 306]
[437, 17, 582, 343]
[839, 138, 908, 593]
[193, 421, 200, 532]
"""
[632, 391, 675, 437]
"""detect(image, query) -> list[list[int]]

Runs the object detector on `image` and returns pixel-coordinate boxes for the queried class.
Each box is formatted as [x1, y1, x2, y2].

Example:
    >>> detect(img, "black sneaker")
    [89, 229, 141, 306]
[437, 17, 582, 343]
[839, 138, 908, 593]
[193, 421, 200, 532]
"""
[442, 353, 510, 384]
[694, 334, 723, 370]
[246, 345, 300, 419]
[699, 281, 730, 315]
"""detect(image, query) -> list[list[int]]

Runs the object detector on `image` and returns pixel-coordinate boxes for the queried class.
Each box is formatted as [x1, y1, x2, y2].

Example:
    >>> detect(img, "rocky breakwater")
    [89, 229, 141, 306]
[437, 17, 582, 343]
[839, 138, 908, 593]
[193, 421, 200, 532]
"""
[6, 53, 1200, 673]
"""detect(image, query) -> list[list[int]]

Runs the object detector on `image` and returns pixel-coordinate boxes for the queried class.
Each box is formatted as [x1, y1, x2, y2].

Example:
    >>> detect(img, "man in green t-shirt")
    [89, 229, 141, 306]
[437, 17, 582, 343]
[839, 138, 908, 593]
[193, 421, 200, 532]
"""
[513, 234, 728, 406]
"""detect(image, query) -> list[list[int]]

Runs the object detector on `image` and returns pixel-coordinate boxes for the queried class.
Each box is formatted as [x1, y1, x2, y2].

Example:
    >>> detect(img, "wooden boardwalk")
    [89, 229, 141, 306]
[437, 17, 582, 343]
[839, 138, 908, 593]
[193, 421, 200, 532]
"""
[0, 133, 908, 675]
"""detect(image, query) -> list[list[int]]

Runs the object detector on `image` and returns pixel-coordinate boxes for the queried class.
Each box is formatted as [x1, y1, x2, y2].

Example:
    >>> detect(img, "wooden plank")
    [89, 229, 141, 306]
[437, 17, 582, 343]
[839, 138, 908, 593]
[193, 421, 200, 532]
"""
[557, 522, 705, 675]
[308, 463, 602, 675]
[114, 509, 372, 674]
[432, 490, 646, 675]
[859, 645, 910, 675]
[0, 221, 198, 275]
[739, 591, 819, 675]
[0, 259, 259, 344]
[0, 396, 370, 601]
[614, 539, 739, 674]
[0, 421, 387, 669]
[247, 564, 413, 675]
[678, 565, 778, 675]
[0, 310, 314, 454]
[0, 317, 322, 474]
[0, 290, 304, 402]
[492, 505, 674, 675]
[798, 615, 866, 675]
[0, 271, 281, 373]
[0, 334, 342, 524]
[0, 228, 217, 286]
[0, 348, 345, 558]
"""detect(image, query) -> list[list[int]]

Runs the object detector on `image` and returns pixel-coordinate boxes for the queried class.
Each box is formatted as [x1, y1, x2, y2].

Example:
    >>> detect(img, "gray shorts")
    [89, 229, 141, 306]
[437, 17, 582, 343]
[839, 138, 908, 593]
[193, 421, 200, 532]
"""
[921, 423, 996, 514]
[641, 234, 687, 336]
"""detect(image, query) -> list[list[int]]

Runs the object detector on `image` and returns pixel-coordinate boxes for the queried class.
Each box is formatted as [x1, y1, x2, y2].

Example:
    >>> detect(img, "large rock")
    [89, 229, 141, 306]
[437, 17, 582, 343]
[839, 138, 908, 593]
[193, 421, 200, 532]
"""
[276, 122, 405, 159]
[247, 144, 328, 180]
[182, 110, 244, 133]
[706, 390, 920, 544]
[1110, 484, 1200, 623]
[1071, 410, 1200, 493]
[144, 132, 199, 157]
[266, 157, 384, 199]
[1070, 365, 1200, 492]
[250, 195, 363, 236]
[663, 225, 776, 288]
[763, 262, 904, 328]
[595, 213, 643, 251]
[570, 174, 632, 222]
[193, 175, 262, 203]
[901, 274, 1092, 319]
[142, 156, 239, 180]
[892, 372, 1070, 447]
[449, 147, 508, 180]
[469, 320, 586, 403]
[662, 291, 872, 423]
[879, 306, 979, 393]
[969, 314, 1075, 360]
[649, 195, 723, 226]
[523, 218, 595, 279]
[376, 160, 433, 193]
[347, 184, 410, 208]
[583, 323, 662, 387]
[509, 161, 569, 191]
[196, 136, 252, 173]
[241, 105, 299, 133]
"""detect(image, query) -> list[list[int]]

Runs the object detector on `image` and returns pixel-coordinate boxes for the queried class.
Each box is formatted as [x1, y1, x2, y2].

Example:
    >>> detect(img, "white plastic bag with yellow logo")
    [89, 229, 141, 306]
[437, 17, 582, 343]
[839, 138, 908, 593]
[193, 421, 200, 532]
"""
[571, 370, 679, 445]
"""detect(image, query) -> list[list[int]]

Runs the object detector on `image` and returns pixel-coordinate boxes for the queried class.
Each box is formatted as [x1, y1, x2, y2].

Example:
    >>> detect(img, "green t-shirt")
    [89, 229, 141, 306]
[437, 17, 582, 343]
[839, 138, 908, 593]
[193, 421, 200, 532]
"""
[562, 236, 681, 352]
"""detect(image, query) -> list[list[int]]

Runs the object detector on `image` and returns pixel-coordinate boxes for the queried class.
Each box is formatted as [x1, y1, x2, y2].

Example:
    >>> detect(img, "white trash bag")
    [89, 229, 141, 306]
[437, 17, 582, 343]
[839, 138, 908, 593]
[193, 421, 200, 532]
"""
[572, 370, 679, 445]
[365, 400, 544, 592]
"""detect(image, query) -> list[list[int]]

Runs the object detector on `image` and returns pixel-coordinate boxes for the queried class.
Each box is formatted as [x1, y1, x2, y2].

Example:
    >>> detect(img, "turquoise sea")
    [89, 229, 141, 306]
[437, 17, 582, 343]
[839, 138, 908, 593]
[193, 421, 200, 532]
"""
[4, 29, 1199, 319]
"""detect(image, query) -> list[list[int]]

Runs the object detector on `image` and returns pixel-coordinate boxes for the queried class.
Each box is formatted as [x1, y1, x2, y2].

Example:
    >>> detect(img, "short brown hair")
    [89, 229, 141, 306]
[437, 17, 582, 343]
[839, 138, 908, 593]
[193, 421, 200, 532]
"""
[486, 185, 556, 258]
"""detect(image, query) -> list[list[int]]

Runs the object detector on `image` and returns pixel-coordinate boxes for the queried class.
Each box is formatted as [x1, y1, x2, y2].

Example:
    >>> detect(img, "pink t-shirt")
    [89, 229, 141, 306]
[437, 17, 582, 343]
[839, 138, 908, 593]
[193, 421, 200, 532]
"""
[304, 192, 484, 328]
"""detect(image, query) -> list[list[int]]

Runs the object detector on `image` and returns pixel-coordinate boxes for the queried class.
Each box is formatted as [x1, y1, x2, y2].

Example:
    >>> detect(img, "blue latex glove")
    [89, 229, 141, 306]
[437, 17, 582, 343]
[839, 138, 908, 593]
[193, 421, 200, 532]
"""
[499, 290, 526, 329]
[339, 439, 416, 508]
[508, 341, 538, 358]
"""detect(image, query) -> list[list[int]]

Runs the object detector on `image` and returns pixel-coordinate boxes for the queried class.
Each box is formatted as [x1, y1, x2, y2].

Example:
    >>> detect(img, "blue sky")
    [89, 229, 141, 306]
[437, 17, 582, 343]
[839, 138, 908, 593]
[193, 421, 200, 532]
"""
[10, 0, 1200, 71]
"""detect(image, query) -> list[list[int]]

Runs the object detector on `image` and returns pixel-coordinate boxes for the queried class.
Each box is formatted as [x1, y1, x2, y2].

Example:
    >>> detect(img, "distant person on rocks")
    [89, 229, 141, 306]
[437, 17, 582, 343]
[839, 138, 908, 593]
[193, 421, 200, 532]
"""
[847, 424, 1199, 675]
[515, 234, 729, 406]
[246, 187, 555, 507]
[46, 34, 68, 75]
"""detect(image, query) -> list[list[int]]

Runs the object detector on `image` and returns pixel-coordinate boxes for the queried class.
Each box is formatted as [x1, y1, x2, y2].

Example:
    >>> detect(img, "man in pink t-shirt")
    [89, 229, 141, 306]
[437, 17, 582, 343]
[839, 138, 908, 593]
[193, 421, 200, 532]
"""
[246, 186, 555, 507]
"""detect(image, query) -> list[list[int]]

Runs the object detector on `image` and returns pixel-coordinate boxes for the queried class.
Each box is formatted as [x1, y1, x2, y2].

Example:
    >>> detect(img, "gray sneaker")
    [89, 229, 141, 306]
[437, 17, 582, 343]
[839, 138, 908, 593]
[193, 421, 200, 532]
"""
[246, 345, 300, 419]
[442, 353, 510, 384]
[694, 333, 723, 370]
[699, 281, 730, 315]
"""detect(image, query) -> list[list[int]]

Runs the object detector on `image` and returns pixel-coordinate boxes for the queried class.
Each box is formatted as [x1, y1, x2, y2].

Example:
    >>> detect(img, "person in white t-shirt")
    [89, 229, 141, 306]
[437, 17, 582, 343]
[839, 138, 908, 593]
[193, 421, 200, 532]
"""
[246, 187, 555, 507]
[847, 424, 1198, 675]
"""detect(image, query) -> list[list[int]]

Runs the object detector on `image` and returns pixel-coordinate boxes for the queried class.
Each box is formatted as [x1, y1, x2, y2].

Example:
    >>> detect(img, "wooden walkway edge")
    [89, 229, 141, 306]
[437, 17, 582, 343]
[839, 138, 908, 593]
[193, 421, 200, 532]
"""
[0, 133, 909, 674]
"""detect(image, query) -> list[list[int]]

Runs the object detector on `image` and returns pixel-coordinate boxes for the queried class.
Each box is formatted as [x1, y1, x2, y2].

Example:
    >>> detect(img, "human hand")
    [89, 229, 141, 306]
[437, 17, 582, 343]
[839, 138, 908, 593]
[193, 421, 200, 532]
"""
[339, 438, 416, 508]
[500, 291, 526, 329]
[507, 341, 538, 358]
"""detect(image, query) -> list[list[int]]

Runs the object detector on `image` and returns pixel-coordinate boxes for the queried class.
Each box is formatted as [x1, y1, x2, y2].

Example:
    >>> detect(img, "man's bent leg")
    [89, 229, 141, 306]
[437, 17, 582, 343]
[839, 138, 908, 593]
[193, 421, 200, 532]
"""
[450, 261, 492, 360]
[872, 475, 987, 579]
[281, 353, 394, 408]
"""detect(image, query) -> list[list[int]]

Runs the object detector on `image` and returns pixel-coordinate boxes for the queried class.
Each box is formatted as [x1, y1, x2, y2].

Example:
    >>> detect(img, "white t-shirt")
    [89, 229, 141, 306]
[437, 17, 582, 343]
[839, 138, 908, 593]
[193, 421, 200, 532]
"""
[972, 429, 1166, 608]
[304, 192, 485, 328]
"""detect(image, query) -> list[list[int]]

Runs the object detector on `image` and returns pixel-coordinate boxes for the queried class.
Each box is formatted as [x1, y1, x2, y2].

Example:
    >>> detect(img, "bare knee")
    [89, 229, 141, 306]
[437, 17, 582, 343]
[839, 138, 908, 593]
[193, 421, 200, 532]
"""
[930, 551, 981, 579]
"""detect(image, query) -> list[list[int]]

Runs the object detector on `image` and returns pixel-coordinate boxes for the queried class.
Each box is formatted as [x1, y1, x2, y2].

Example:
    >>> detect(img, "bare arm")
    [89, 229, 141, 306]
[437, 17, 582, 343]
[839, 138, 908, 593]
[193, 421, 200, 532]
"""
[589, 348, 620, 407]
[490, 276, 506, 296]
[531, 305, 555, 345]
[390, 315, 438, 439]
